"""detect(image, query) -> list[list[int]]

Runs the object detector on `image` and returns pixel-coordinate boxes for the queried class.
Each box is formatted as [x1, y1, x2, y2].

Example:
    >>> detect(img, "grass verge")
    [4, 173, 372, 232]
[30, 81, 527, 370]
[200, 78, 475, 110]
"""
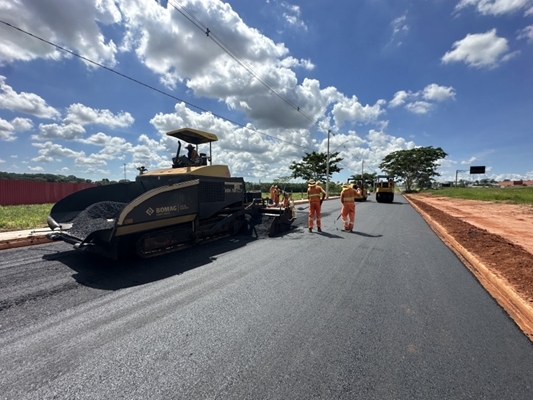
[0, 204, 53, 231]
[420, 187, 533, 205]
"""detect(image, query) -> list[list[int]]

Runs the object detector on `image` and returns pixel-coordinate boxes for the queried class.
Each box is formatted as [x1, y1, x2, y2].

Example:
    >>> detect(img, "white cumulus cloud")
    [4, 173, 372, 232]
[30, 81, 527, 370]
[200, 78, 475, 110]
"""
[389, 91, 411, 108]
[405, 101, 433, 114]
[389, 84, 455, 114]
[461, 156, 478, 165]
[0, 117, 33, 141]
[64, 104, 135, 128]
[442, 29, 518, 68]
[35, 123, 86, 140]
[0, 76, 60, 119]
[454, 0, 533, 16]
[389, 12, 410, 46]
[0, 0, 120, 66]
[422, 84, 456, 102]
[517, 25, 533, 42]
[31, 141, 85, 163]
[282, 3, 308, 31]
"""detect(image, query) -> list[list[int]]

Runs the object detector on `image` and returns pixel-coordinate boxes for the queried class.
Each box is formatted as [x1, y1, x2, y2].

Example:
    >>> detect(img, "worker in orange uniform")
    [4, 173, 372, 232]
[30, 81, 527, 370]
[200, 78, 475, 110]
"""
[282, 190, 291, 207]
[273, 185, 281, 206]
[307, 179, 326, 232]
[340, 183, 359, 232]
[269, 185, 276, 206]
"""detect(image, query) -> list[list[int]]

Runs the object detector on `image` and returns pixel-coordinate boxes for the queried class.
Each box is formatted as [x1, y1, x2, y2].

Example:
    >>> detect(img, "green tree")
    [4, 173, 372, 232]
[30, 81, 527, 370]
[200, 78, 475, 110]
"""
[273, 176, 292, 186]
[349, 172, 377, 185]
[288, 151, 343, 183]
[379, 146, 447, 192]
[417, 173, 434, 190]
[96, 178, 111, 185]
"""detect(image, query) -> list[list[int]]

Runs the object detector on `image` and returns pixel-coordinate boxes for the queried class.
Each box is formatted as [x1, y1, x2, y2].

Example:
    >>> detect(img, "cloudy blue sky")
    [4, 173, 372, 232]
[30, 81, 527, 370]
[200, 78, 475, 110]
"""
[0, 0, 532, 184]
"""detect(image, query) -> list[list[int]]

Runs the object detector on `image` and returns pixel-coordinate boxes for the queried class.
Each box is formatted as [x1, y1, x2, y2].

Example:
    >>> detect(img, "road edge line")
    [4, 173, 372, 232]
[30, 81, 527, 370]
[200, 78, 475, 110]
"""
[405, 195, 533, 342]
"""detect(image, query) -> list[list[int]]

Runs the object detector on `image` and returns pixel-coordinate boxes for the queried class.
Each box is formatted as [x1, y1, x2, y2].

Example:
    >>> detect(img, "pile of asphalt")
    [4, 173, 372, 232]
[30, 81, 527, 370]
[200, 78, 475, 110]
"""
[69, 201, 127, 239]
[252, 215, 277, 238]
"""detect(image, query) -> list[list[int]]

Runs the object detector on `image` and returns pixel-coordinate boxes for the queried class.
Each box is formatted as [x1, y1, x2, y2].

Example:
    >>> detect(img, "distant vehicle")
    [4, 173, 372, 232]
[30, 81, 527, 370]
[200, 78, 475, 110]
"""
[347, 178, 368, 201]
[374, 175, 395, 203]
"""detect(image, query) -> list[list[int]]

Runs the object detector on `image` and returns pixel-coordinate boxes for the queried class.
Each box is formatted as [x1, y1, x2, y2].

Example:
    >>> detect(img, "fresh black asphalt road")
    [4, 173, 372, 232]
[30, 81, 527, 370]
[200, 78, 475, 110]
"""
[1, 194, 532, 399]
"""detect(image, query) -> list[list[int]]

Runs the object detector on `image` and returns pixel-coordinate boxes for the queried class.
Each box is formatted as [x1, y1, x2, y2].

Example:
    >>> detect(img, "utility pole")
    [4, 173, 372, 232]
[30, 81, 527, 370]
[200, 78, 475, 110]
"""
[124, 163, 126, 181]
[455, 169, 467, 187]
[326, 129, 330, 199]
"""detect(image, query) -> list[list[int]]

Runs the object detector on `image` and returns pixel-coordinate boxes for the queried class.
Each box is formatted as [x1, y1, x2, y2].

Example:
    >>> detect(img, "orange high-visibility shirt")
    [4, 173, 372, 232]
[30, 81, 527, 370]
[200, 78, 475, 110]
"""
[307, 184, 325, 203]
[341, 187, 358, 203]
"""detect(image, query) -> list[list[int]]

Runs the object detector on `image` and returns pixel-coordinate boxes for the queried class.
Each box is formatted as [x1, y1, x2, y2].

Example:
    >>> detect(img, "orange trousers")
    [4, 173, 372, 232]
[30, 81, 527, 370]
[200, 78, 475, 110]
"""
[308, 202, 322, 228]
[341, 202, 355, 230]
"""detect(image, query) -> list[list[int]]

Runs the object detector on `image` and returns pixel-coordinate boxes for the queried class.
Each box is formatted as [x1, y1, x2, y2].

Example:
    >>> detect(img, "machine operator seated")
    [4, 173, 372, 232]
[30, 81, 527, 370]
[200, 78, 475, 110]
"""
[172, 142, 209, 168]
[186, 144, 200, 165]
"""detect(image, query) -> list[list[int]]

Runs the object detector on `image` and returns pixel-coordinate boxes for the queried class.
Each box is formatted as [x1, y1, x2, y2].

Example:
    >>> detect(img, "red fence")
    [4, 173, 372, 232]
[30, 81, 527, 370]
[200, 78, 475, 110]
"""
[0, 180, 97, 206]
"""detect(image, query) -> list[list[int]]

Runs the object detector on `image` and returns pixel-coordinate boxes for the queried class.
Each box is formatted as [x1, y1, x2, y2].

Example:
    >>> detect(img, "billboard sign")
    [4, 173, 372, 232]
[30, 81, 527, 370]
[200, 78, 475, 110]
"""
[470, 166, 486, 174]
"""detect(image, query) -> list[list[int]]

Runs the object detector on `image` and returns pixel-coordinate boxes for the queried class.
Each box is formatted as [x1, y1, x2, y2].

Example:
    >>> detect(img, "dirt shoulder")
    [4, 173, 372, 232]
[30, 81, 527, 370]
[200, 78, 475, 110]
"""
[409, 194, 533, 255]
[405, 193, 533, 341]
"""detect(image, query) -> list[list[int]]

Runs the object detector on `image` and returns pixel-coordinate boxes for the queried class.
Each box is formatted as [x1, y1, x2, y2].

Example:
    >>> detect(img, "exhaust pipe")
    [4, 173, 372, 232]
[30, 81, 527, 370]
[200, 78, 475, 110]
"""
[47, 215, 61, 231]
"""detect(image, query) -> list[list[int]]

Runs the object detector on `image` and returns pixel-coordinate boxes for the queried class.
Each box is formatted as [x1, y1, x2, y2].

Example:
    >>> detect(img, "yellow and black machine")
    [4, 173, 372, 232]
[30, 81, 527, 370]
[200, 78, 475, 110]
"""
[46, 128, 295, 259]
[347, 178, 368, 202]
[374, 175, 395, 203]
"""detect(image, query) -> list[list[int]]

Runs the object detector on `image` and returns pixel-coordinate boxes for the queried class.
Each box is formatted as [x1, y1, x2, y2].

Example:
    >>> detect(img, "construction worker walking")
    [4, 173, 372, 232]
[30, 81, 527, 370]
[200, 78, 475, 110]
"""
[340, 183, 359, 232]
[307, 179, 326, 232]
[273, 185, 281, 206]
[281, 190, 292, 207]
[269, 185, 276, 206]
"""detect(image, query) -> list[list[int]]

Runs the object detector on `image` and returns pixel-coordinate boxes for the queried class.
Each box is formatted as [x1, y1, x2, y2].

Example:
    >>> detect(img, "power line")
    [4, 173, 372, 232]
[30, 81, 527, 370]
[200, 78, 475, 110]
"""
[0, 19, 315, 150]
[167, 0, 316, 124]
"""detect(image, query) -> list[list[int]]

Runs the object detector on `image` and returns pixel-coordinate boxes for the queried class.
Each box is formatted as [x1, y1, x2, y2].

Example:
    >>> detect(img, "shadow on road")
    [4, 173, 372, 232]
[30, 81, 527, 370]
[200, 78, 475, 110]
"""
[350, 231, 383, 238]
[41, 234, 258, 291]
[314, 230, 344, 239]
